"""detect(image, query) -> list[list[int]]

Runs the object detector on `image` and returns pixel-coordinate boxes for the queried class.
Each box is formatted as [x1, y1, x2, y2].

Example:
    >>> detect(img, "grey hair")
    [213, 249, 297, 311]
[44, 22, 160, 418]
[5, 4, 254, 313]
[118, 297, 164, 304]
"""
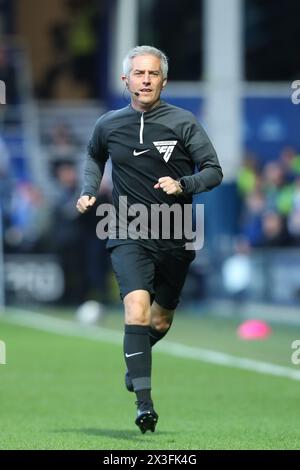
[122, 45, 168, 79]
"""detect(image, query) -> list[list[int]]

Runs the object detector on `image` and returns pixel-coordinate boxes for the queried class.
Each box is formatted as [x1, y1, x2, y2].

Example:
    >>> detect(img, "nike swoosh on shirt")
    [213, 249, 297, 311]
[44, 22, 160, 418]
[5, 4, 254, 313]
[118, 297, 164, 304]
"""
[133, 149, 150, 156]
[125, 352, 144, 358]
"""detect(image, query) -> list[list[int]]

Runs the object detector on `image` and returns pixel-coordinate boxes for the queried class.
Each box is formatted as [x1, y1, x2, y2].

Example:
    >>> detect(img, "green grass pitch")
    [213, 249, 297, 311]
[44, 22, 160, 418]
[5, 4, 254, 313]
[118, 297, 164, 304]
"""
[1, 309, 300, 450]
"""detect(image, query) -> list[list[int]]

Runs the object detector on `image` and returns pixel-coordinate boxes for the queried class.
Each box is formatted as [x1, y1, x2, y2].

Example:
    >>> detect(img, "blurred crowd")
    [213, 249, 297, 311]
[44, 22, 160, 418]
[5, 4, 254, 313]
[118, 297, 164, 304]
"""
[0, 123, 113, 305]
[237, 147, 300, 247]
[1, 91, 300, 306]
[2, 119, 300, 304]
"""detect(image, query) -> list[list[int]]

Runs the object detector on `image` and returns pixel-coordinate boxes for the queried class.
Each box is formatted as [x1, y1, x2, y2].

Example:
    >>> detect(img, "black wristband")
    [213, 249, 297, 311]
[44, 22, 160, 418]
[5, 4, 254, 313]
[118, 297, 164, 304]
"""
[178, 178, 186, 192]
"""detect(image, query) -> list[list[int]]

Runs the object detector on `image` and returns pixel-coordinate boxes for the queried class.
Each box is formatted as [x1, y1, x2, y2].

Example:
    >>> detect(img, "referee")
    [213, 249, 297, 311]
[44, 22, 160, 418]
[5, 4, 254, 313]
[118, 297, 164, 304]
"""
[77, 45, 223, 433]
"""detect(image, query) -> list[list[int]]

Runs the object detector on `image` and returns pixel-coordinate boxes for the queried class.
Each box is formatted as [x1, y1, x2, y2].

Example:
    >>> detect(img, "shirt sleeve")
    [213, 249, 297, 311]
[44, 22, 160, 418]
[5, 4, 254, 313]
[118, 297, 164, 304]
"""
[80, 117, 109, 197]
[180, 114, 223, 194]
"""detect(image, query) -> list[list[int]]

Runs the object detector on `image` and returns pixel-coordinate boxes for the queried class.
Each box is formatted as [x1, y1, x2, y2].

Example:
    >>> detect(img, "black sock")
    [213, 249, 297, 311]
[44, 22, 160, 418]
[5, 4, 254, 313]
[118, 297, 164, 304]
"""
[136, 389, 152, 406]
[149, 323, 172, 347]
[124, 324, 151, 400]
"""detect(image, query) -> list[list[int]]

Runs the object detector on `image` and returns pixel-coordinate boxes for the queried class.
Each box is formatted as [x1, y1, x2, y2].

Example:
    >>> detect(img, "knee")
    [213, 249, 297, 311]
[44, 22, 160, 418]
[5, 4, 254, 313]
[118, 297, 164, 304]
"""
[124, 296, 150, 325]
[151, 316, 172, 332]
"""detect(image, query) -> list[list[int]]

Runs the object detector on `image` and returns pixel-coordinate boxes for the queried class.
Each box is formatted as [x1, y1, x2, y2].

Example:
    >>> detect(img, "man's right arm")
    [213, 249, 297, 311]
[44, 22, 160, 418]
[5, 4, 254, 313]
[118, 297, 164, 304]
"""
[80, 153, 105, 198]
[76, 118, 108, 213]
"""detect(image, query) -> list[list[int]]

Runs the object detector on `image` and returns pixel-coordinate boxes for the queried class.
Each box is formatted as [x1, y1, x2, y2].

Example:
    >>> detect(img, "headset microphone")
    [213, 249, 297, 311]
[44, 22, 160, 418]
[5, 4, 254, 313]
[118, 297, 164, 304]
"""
[130, 89, 140, 97]
[126, 83, 140, 96]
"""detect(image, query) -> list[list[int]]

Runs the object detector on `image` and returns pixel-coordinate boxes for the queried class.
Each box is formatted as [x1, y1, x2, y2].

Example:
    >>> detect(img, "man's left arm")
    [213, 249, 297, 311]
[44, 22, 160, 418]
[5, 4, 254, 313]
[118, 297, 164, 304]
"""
[179, 115, 223, 194]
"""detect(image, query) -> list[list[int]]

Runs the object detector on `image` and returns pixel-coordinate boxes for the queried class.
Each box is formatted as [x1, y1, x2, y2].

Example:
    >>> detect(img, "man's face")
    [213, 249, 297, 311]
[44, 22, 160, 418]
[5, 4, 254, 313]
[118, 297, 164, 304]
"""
[123, 54, 166, 111]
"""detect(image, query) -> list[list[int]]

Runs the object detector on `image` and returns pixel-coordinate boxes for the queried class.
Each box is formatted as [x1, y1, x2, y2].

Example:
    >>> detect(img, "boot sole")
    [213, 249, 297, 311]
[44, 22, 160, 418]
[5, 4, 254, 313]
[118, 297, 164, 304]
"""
[135, 411, 158, 434]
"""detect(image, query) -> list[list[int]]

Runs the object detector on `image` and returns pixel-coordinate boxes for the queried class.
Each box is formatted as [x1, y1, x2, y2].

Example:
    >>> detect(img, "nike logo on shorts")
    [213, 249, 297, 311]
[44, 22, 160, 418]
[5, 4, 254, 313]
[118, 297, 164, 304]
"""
[125, 352, 144, 358]
[133, 149, 150, 156]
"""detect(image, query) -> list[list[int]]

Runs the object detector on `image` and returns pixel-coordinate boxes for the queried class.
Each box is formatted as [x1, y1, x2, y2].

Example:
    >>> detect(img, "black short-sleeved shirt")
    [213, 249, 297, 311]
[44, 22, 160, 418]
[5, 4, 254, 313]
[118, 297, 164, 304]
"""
[81, 100, 223, 251]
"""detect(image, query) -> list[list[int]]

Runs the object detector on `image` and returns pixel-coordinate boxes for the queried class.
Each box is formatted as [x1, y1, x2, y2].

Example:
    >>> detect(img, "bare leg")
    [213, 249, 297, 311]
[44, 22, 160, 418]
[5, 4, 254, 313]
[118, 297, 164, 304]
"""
[149, 300, 174, 346]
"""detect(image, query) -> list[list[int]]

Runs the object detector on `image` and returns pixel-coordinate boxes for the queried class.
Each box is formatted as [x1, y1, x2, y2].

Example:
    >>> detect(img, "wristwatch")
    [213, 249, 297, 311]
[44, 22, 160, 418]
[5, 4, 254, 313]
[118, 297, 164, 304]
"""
[178, 178, 186, 192]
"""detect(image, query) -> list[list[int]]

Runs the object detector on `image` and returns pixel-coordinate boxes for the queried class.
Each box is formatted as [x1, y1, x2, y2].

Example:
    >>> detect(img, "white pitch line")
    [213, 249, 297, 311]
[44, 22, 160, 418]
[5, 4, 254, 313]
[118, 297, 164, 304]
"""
[2, 309, 300, 382]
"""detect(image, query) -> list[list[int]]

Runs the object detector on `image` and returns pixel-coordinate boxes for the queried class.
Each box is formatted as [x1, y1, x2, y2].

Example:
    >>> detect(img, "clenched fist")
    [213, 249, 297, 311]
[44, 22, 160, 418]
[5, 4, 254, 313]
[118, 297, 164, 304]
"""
[76, 195, 96, 213]
[154, 177, 183, 195]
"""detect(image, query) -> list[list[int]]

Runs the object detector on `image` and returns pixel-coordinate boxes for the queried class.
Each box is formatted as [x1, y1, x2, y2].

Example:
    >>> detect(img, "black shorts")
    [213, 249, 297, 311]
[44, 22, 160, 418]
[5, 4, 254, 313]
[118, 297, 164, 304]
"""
[109, 243, 196, 310]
